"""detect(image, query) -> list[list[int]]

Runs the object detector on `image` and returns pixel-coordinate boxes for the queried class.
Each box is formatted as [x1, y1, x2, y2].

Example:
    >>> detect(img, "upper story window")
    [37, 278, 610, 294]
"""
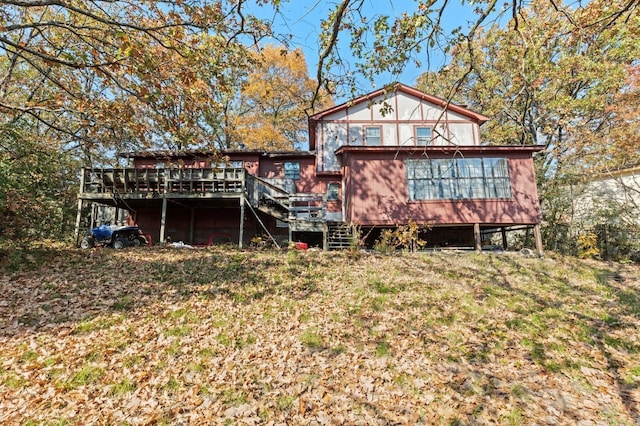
[415, 126, 432, 146]
[365, 126, 381, 146]
[229, 160, 243, 169]
[327, 182, 340, 201]
[284, 161, 300, 179]
[406, 158, 511, 200]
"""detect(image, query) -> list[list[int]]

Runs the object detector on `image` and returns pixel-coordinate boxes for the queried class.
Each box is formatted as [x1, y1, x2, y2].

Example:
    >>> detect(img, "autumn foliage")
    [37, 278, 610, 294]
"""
[227, 45, 333, 150]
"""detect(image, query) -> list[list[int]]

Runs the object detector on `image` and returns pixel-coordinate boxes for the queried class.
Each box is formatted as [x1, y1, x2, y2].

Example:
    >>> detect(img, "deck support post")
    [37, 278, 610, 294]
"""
[239, 195, 245, 249]
[160, 195, 168, 244]
[323, 222, 328, 251]
[533, 224, 544, 257]
[501, 227, 508, 250]
[474, 223, 482, 252]
[90, 204, 97, 229]
[74, 199, 84, 246]
[189, 207, 195, 245]
[74, 168, 86, 246]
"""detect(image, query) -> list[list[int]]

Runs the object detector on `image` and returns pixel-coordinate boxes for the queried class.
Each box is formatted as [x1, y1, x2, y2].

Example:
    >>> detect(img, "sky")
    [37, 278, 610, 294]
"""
[246, 0, 490, 100]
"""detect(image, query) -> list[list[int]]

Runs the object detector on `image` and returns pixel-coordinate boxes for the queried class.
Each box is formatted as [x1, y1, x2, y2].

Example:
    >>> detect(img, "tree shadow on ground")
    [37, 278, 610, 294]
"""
[0, 245, 326, 339]
[481, 255, 640, 423]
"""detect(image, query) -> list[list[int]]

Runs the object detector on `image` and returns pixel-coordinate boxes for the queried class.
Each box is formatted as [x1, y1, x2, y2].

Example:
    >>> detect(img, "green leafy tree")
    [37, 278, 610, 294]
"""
[0, 121, 79, 240]
[415, 0, 639, 254]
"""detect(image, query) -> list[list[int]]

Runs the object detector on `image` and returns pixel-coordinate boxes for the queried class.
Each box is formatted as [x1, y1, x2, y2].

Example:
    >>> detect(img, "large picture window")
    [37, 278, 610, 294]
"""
[406, 158, 511, 200]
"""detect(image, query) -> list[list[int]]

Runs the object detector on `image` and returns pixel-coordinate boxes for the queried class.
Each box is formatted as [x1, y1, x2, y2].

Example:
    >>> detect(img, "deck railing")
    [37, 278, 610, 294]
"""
[81, 167, 246, 195]
[250, 175, 326, 221]
[287, 193, 326, 221]
[81, 167, 327, 223]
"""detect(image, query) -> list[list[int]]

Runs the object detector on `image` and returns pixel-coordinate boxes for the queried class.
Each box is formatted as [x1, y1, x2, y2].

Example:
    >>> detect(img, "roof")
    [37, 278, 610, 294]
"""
[119, 149, 315, 159]
[334, 144, 545, 156]
[592, 164, 640, 180]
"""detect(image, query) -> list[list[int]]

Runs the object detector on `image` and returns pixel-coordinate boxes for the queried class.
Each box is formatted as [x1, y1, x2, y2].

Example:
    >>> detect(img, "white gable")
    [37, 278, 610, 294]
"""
[314, 88, 483, 172]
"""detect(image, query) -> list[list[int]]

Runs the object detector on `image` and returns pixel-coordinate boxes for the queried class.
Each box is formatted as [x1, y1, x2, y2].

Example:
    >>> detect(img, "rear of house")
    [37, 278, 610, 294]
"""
[309, 84, 543, 251]
[76, 83, 544, 253]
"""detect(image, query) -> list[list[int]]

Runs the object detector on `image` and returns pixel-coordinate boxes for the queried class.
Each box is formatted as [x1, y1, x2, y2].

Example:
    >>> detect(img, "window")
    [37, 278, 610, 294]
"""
[215, 160, 243, 169]
[416, 127, 432, 146]
[406, 158, 511, 200]
[284, 162, 300, 179]
[327, 182, 340, 201]
[365, 127, 381, 146]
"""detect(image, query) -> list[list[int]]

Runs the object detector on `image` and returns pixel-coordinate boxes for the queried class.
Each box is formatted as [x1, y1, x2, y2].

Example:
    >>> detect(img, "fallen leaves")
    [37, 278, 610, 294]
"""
[0, 247, 639, 424]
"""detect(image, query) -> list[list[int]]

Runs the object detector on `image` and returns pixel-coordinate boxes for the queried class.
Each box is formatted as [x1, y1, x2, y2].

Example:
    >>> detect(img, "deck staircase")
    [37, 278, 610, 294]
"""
[249, 176, 357, 250]
[249, 175, 326, 234]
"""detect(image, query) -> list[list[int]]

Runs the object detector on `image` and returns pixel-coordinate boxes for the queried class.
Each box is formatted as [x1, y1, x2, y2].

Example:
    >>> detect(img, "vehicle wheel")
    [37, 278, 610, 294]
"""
[113, 238, 127, 250]
[80, 236, 95, 249]
[130, 236, 141, 247]
[136, 236, 147, 246]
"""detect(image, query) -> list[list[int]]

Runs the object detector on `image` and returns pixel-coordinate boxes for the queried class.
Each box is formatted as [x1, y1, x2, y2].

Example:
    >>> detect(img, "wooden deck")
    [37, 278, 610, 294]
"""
[76, 167, 332, 248]
[80, 167, 245, 198]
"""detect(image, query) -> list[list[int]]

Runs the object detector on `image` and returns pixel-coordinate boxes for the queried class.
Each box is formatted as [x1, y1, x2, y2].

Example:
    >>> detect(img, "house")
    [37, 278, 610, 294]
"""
[74, 83, 544, 253]
[571, 165, 640, 229]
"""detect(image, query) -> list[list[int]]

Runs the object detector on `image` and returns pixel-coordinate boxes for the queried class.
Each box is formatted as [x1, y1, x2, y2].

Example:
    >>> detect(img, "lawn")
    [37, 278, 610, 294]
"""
[1, 245, 639, 425]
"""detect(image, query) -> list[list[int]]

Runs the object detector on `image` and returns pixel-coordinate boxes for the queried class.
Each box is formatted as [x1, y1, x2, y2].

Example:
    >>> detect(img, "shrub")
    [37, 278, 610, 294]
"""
[374, 220, 428, 253]
[577, 232, 600, 259]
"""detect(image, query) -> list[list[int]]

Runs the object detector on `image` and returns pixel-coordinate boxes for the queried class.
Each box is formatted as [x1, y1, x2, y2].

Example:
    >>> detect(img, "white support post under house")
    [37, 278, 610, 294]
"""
[160, 195, 168, 244]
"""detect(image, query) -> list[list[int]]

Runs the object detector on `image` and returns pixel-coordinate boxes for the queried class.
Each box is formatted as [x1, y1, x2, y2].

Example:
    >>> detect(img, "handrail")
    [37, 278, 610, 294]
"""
[248, 174, 291, 211]
[250, 175, 291, 198]
[81, 167, 246, 195]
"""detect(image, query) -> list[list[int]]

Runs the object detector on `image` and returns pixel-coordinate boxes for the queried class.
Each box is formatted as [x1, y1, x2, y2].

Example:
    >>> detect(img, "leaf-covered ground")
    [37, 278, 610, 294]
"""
[1, 245, 639, 425]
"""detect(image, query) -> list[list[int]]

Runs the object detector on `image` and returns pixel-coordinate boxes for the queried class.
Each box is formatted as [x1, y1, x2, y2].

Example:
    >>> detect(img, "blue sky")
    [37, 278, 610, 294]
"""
[247, 0, 490, 99]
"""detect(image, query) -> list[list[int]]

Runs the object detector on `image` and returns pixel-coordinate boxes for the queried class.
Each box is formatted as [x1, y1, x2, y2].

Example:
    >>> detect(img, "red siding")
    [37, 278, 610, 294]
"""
[343, 150, 541, 226]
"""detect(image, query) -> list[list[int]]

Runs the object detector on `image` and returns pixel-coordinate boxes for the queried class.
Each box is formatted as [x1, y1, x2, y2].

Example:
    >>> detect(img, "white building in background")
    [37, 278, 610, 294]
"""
[573, 165, 640, 229]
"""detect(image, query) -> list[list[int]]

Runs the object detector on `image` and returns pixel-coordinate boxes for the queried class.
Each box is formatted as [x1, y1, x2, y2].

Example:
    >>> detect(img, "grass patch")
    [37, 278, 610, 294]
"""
[76, 317, 110, 334]
[376, 341, 391, 357]
[64, 365, 104, 389]
[301, 330, 324, 350]
[277, 395, 296, 411]
[165, 325, 192, 337]
[110, 378, 136, 395]
[111, 295, 134, 311]
[369, 276, 397, 294]
[222, 388, 248, 406]
[2, 247, 639, 424]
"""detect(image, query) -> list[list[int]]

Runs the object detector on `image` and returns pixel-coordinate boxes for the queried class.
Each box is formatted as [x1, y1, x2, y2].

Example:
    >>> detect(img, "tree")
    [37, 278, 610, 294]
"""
[0, 1, 267, 241]
[0, 1, 268, 163]
[414, 0, 639, 254]
[0, 120, 79, 240]
[308, 0, 638, 105]
[227, 45, 331, 150]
